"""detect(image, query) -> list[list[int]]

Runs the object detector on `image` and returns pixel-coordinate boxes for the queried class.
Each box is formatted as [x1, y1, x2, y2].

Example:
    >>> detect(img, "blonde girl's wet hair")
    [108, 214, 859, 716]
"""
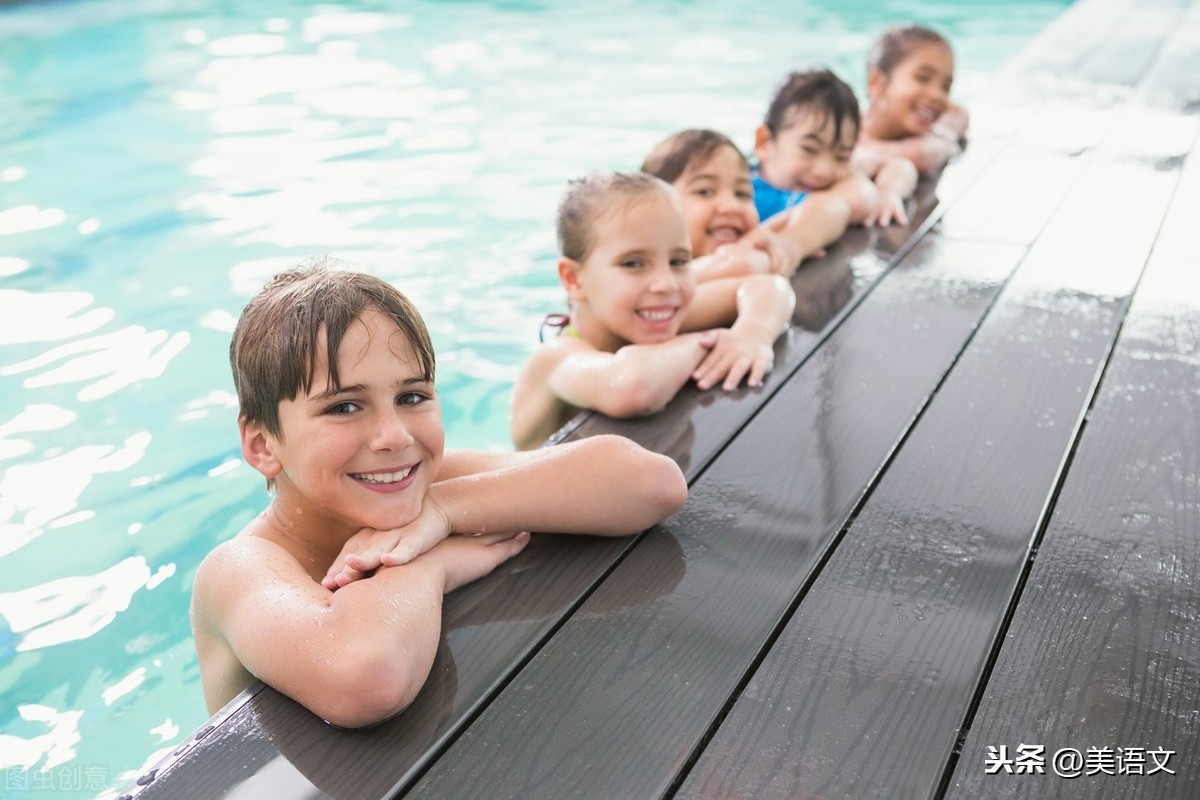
[556, 170, 678, 263]
[230, 258, 435, 441]
[868, 23, 952, 77]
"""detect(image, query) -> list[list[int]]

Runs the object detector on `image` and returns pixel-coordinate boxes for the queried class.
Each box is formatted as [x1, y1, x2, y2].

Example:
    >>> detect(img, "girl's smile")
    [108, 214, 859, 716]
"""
[674, 144, 759, 257]
[869, 41, 955, 138]
[564, 190, 695, 351]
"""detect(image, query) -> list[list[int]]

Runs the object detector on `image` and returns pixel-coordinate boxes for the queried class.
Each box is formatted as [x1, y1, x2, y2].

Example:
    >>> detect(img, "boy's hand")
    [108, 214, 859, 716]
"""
[691, 328, 774, 392]
[423, 530, 532, 593]
[322, 497, 453, 590]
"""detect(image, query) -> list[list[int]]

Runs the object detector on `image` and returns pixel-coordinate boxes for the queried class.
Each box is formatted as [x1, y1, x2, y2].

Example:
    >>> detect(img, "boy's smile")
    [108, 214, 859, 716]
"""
[871, 41, 954, 138]
[755, 108, 856, 193]
[252, 308, 444, 542]
[568, 191, 695, 350]
[675, 145, 759, 257]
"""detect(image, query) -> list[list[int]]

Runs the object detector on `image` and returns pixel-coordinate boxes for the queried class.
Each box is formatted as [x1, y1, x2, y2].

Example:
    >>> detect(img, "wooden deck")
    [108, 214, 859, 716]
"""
[124, 0, 1200, 796]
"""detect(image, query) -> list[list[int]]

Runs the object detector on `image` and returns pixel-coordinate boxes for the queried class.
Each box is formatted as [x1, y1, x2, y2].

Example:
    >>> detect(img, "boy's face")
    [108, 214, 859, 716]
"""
[870, 42, 954, 137]
[568, 190, 695, 347]
[754, 108, 856, 193]
[673, 145, 759, 258]
[257, 309, 444, 535]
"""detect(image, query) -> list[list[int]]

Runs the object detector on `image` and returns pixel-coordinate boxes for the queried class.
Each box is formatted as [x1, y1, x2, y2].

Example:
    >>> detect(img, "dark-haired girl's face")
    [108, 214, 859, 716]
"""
[673, 145, 759, 257]
[870, 41, 954, 138]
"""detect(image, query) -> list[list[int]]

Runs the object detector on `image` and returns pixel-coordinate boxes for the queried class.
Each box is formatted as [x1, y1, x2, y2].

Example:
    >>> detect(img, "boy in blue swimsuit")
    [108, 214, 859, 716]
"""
[752, 69, 917, 240]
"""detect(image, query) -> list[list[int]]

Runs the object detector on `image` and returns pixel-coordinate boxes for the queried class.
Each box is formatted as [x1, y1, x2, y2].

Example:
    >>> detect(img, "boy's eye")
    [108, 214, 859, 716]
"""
[736, 189, 753, 201]
[619, 258, 643, 269]
[326, 401, 361, 415]
[397, 391, 429, 407]
[670, 256, 691, 268]
[801, 145, 820, 156]
[692, 187, 715, 198]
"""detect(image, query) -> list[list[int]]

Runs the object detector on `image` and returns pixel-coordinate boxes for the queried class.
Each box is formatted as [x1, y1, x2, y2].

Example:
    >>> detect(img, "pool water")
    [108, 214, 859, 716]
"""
[0, 0, 1069, 795]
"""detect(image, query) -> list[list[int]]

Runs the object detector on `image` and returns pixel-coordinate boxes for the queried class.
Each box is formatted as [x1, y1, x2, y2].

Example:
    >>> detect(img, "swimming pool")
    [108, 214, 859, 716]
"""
[0, 0, 1070, 795]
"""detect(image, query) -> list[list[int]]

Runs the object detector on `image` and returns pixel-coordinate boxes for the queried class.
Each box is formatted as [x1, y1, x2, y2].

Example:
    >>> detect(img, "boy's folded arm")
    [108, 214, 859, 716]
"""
[432, 434, 687, 537]
[546, 335, 709, 419]
[194, 538, 448, 729]
[828, 171, 881, 226]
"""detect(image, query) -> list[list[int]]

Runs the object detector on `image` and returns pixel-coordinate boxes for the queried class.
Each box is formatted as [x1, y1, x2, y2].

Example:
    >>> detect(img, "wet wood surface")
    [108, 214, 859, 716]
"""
[123, 0, 1200, 796]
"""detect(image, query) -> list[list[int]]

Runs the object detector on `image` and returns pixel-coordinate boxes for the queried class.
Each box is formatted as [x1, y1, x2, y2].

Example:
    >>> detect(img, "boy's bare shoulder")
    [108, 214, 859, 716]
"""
[192, 528, 305, 626]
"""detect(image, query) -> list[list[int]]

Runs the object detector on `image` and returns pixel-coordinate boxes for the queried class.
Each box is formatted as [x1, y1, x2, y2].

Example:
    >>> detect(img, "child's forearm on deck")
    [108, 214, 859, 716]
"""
[875, 157, 917, 200]
[430, 435, 687, 536]
[731, 274, 795, 345]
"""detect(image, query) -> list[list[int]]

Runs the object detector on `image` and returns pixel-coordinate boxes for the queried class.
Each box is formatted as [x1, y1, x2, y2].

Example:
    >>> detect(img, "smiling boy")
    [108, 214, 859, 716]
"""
[191, 265, 687, 728]
[752, 69, 918, 231]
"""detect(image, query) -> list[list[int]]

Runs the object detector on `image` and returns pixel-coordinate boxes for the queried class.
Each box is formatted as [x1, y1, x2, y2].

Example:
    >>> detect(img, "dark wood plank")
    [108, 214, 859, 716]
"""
[407, 236, 1023, 799]
[674, 165, 1180, 800]
[672, 41, 1198, 799]
[944, 151, 1200, 800]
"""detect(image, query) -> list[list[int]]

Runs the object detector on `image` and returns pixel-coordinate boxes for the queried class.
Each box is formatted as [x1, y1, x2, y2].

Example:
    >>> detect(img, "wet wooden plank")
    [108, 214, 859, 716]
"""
[674, 169, 1178, 800]
[672, 73, 1197, 800]
[407, 235, 1023, 799]
[944, 147, 1200, 800]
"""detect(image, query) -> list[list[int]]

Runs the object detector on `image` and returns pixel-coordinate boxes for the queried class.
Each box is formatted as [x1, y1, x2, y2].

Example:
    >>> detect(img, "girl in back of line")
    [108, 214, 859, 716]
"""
[509, 171, 795, 450]
[858, 24, 970, 175]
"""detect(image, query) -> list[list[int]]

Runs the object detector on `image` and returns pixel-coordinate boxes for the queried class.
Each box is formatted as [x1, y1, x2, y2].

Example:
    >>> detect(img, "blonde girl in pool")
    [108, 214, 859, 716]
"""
[509, 171, 795, 450]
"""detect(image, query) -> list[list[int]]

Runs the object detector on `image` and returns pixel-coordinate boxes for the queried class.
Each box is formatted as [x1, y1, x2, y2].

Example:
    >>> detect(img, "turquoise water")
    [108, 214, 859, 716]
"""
[0, 0, 1069, 795]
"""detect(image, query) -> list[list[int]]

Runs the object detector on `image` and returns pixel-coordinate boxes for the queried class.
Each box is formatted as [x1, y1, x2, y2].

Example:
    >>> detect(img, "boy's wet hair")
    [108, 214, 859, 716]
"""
[763, 69, 861, 146]
[557, 170, 676, 262]
[868, 24, 952, 76]
[641, 129, 749, 186]
[230, 259, 435, 439]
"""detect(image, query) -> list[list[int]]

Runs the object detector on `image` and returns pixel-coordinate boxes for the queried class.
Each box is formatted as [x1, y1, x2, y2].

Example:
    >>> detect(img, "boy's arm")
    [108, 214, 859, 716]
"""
[193, 531, 528, 728]
[433, 435, 687, 535]
[747, 192, 851, 274]
[323, 436, 689, 587]
[826, 171, 881, 226]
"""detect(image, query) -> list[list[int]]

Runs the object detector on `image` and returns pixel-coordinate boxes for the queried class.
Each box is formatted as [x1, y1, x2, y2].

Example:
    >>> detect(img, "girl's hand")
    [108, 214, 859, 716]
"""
[866, 191, 909, 228]
[745, 229, 801, 276]
[322, 497, 453, 590]
[692, 329, 774, 392]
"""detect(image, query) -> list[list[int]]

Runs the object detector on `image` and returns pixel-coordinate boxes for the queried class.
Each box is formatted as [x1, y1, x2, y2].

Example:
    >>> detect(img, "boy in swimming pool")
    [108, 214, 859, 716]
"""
[509, 171, 795, 451]
[752, 69, 918, 237]
[642, 128, 850, 280]
[191, 264, 687, 728]
[858, 24, 970, 175]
